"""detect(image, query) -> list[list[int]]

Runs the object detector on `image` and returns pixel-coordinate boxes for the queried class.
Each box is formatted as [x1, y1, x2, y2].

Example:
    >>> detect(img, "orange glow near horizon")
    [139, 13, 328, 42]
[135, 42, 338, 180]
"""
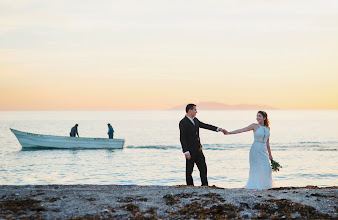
[1, 1, 338, 110]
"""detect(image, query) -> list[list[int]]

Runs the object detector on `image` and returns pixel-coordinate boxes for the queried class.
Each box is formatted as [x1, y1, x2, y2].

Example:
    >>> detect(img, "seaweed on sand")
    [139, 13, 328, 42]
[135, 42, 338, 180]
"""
[253, 199, 334, 219]
[170, 201, 243, 219]
[0, 198, 45, 219]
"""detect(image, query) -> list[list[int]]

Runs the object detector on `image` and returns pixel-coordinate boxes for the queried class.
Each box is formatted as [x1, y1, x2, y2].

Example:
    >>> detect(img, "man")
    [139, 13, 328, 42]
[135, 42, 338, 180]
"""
[107, 123, 114, 139]
[70, 124, 79, 137]
[179, 104, 226, 186]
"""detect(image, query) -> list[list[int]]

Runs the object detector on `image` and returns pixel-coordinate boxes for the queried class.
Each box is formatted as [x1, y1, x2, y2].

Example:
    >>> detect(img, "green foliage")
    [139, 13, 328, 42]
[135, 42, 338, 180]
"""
[271, 160, 282, 172]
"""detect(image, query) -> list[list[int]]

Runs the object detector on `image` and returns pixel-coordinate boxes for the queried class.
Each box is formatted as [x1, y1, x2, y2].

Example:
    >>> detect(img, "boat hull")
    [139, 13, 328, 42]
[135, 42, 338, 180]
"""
[10, 129, 124, 149]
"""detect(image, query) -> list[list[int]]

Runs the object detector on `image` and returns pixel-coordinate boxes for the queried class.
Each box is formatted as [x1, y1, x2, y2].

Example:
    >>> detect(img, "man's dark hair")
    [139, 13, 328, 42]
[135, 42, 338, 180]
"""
[186, 104, 196, 113]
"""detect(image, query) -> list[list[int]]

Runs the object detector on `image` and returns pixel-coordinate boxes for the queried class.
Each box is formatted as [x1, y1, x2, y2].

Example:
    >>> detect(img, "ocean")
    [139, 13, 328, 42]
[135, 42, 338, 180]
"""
[0, 110, 337, 188]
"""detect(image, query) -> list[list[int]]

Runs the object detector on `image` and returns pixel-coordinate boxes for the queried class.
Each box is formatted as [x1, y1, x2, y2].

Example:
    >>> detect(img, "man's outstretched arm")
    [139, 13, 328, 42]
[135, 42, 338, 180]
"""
[199, 120, 227, 133]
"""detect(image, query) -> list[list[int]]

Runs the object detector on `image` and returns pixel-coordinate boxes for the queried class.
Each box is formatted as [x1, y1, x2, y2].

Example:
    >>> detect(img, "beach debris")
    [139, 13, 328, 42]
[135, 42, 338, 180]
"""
[174, 192, 196, 198]
[68, 214, 100, 220]
[210, 185, 225, 189]
[170, 201, 243, 219]
[133, 207, 159, 219]
[117, 197, 134, 203]
[101, 208, 110, 213]
[32, 192, 45, 197]
[269, 187, 299, 191]
[0, 185, 337, 219]
[203, 193, 225, 201]
[310, 193, 336, 198]
[0, 198, 46, 219]
[117, 196, 148, 203]
[253, 199, 333, 219]
[137, 197, 148, 202]
[305, 185, 320, 189]
[47, 197, 60, 203]
[268, 185, 335, 191]
[0, 198, 45, 212]
[239, 202, 250, 209]
[163, 194, 181, 205]
[121, 203, 140, 217]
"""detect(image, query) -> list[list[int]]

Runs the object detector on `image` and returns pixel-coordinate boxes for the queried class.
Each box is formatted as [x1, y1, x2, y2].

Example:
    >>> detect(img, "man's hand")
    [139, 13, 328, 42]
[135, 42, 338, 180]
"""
[185, 152, 191, 160]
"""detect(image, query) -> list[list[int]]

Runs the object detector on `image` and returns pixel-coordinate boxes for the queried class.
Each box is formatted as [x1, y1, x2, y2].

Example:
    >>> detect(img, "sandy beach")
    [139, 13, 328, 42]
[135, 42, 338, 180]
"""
[0, 185, 336, 219]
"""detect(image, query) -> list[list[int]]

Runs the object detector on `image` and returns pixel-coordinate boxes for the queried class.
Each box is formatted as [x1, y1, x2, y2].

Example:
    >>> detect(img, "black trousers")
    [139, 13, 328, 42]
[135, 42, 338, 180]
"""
[186, 150, 208, 186]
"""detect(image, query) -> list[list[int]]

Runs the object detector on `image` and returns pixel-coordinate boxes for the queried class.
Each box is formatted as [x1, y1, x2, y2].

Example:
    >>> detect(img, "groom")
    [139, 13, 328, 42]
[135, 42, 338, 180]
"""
[179, 104, 226, 186]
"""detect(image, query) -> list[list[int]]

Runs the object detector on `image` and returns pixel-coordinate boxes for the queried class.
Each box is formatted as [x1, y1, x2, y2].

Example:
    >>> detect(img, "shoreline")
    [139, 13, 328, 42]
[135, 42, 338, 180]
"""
[0, 185, 337, 219]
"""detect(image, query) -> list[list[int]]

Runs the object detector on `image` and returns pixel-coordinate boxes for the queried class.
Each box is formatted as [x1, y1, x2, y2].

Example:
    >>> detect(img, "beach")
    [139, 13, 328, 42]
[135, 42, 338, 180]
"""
[0, 185, 336, 219]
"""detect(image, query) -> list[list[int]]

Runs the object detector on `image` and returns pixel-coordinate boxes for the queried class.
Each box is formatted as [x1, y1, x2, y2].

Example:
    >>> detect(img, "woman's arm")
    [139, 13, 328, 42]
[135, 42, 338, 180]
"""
[267, 138, 273, 160]
[227, 123, 256, 135]
[267, 128, 273, 160]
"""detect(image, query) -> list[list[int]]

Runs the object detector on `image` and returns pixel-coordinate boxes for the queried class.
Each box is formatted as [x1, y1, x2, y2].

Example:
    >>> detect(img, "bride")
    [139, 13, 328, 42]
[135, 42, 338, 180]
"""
[226, 111, 274, 189]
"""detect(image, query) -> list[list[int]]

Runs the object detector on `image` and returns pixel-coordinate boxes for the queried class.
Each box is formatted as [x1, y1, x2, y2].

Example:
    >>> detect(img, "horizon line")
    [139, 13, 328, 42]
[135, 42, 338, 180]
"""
[0, 109, 337, 111]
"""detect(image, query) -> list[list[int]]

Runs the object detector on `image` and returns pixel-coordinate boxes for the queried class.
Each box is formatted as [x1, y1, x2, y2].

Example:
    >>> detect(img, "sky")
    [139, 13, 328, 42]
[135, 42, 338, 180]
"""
[1, 0, 338, 110]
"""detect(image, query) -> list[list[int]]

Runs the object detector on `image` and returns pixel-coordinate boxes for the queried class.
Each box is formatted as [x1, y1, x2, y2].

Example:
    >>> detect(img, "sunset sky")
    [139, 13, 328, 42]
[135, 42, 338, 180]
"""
[1, 0, 338, 110]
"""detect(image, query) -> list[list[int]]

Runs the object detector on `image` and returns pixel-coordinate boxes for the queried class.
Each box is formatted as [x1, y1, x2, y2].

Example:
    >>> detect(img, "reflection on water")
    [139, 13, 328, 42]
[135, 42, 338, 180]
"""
[0, 110, 337, 187]
[20, 147, 123, 152]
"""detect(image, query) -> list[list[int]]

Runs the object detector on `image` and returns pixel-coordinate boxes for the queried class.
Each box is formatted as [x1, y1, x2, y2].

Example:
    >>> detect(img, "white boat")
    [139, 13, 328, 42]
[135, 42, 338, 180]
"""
[10, 128, 124, 149]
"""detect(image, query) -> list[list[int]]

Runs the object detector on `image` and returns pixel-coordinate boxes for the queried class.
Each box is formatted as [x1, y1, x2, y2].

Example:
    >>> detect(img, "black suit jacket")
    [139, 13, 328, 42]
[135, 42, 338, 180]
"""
[179, 116, 218, 155]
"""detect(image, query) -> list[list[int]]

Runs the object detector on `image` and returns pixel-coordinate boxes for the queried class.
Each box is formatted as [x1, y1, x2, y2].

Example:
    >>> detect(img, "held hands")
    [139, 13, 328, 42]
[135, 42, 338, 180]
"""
[219, 129, 229, 135]
[219, 129, 228, 135]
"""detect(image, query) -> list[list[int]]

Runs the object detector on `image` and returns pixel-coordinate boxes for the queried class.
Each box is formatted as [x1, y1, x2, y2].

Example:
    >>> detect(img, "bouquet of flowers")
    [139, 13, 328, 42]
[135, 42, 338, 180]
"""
[271, 160, 282, 172]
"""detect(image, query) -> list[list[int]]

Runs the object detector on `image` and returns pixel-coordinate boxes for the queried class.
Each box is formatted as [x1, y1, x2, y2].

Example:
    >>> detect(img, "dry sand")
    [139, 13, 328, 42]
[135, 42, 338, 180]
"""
[0, 185, 337, 219]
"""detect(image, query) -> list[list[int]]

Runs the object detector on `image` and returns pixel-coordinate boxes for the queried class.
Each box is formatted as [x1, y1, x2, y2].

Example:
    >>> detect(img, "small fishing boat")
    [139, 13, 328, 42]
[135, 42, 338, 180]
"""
[10, 128, 124, 149]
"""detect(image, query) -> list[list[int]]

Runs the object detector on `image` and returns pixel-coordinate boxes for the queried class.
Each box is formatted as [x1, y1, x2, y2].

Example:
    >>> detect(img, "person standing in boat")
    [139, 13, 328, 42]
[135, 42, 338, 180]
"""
[107, 123, 114, 139]
[70, 124, 79, 137]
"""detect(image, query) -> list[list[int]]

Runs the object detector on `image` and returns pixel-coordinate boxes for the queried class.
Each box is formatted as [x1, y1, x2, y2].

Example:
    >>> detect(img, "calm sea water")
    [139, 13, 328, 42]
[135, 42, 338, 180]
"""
[0, 110, 337, 188]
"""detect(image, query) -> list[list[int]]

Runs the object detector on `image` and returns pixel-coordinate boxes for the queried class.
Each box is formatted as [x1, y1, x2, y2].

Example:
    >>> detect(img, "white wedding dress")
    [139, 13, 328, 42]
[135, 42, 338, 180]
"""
[244, 125, 274, 189]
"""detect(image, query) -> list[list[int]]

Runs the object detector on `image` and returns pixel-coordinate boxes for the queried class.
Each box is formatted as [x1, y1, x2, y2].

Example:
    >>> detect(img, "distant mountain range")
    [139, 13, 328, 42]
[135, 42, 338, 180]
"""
[169, 102, 277, 110]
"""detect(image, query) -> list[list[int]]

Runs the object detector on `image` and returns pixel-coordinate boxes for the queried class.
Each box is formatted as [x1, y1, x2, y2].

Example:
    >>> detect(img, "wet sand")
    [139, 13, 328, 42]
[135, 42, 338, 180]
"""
[0, 185, 337, 219]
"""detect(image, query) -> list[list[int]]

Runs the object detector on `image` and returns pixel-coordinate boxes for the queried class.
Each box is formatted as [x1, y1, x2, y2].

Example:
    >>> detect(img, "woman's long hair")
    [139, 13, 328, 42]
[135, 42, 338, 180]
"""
[258, 111, 269, 127]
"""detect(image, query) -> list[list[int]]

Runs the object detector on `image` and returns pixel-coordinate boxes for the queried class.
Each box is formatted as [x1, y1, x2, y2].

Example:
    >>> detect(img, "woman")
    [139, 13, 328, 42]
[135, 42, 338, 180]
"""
[226, 111, 274, 189]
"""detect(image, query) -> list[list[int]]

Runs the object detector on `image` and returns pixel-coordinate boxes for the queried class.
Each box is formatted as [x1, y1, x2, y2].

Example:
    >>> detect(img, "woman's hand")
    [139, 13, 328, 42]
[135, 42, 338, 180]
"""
[269, 155, 273, 160]
[222, 129, 229, 135]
